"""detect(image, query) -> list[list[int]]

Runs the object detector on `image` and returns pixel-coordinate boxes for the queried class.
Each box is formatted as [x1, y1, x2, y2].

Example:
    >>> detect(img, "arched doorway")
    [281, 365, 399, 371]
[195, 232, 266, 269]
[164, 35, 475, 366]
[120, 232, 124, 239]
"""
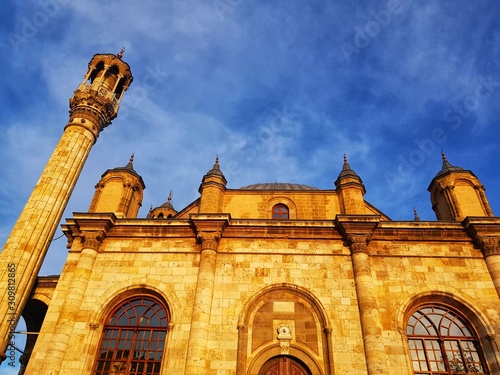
[258, 356, 311, 375]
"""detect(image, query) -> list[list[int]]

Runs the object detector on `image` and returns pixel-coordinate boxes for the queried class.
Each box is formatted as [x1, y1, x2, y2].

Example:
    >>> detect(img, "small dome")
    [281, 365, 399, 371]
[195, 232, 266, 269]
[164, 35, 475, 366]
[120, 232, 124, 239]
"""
[147, 191, 177, 219]
[239, 183, 319, 191]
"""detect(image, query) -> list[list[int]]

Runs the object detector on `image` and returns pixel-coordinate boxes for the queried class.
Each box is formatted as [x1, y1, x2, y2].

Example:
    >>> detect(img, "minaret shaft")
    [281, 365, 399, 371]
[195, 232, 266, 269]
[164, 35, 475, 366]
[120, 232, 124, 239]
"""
[0, 123, 95, 358]
[0, 52, 132, 363]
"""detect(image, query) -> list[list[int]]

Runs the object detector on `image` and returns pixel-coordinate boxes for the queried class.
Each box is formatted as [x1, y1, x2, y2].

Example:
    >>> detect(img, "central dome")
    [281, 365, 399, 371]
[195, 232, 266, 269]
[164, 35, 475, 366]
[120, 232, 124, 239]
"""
[239, 182, 319, 191]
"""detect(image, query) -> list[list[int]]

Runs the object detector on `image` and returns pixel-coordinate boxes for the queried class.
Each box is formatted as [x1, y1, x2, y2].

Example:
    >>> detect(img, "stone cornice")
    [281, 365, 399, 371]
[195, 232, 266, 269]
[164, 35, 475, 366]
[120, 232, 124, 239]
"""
[463, 216, 500, 257]
[335, 215, 380, 255]
[190, 214, 230, 234]
[190, 214, 230, 251]
[62, 212, 117, 250]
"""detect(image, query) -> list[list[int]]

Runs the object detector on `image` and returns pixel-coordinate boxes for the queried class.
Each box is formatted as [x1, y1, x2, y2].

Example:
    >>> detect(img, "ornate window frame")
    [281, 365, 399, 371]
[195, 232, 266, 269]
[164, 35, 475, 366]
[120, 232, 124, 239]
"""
[406, 304, 489, 374]
[92, 296, 169, 375]
[399, 292, 499, 375]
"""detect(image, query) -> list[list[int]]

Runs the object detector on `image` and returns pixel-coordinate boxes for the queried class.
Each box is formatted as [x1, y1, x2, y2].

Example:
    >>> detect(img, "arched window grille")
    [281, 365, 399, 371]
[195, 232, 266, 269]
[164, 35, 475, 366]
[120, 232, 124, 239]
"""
[406, 305, 489, 374]
[272, 204, 289, 219]
[93, 296, 168, 375]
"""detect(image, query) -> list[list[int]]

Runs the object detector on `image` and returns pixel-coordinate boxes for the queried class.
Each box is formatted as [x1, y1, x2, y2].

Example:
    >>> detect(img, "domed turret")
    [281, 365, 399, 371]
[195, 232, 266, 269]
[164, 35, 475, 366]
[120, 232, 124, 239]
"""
[428, 152, 493, 221]
[334, 154, 366, 214]
[148, 191, 177, 219]
[89, 154, 145, 218]
[198, 156, 227, 213]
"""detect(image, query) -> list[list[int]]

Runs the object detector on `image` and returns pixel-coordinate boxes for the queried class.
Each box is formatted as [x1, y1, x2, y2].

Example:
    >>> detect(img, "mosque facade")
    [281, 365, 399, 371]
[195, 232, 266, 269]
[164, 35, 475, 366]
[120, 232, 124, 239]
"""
[1, 53, 499, 375]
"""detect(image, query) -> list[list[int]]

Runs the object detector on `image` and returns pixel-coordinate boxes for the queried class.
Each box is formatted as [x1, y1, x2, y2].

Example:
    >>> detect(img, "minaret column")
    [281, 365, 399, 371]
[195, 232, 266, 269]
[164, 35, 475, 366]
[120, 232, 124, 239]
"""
[0, 52, 132, 362]
[186, 215, 229, 375]
[0, 122, 98, 360]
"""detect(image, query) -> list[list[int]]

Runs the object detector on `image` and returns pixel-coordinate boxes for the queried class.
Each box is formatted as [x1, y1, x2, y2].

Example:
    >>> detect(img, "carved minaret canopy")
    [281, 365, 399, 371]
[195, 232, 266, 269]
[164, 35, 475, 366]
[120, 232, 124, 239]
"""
[89, 154, 145, 218]
[0, 51, 133, 363]
[428, 152, 493, 221]
[69, 50, 133, 139]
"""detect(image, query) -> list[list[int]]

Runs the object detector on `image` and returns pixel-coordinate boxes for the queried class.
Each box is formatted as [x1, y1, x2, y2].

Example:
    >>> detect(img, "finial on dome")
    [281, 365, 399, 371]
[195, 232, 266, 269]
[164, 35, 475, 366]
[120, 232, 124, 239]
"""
[215, 155, 219, 165]
[117, 47, 125, 59]
[441, 150, 447, 162]
[168, 190, 173, 202]
[341, 153, 352, 171]
[124, 153, 135, 170]
[413, 207, 421, 221]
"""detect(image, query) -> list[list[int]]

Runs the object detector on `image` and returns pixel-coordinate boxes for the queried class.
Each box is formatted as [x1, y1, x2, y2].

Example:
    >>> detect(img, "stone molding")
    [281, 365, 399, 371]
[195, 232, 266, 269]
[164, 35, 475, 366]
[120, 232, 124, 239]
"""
[69, 85, 118, 132]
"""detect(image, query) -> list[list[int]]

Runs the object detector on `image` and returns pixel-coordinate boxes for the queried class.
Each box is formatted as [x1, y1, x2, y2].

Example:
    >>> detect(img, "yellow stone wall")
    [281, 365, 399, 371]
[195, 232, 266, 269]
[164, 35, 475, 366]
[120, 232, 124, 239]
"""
[20, 156, 500, 375]
[222, 190, 343, 220]
[93, 179, 124, 212]
[26, 214, 500, 375]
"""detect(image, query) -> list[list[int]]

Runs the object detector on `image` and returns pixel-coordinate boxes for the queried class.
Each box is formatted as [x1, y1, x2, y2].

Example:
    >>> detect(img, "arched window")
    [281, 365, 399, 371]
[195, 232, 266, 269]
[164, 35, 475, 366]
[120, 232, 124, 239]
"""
[93, 296, 168, 375]
[272, 204, 289, 219]
[406, 305, 489, 374]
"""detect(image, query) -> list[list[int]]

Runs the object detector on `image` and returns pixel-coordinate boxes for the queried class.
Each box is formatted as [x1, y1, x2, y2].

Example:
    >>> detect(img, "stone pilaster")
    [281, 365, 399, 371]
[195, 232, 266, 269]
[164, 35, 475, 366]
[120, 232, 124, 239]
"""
[27, 213, 115, 375]
[185, 231, 220, 374]
[186, 214, 229, 375]
[236, 324, 247, 375]
[335, 215, 387, 375]
[346, 233, 388, 375]
[476, 236, 500, 299]
[463, 217, 500, 300]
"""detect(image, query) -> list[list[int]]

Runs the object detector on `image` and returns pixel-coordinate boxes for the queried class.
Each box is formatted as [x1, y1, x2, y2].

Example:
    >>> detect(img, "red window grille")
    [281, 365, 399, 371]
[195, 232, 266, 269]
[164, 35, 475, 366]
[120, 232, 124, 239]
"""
[273, 204, 289, 219]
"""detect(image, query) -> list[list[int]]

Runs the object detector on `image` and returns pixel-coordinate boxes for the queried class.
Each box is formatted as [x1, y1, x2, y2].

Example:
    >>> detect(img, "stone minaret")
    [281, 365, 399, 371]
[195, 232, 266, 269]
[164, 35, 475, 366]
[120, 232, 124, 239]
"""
[0, 51, 133, 362]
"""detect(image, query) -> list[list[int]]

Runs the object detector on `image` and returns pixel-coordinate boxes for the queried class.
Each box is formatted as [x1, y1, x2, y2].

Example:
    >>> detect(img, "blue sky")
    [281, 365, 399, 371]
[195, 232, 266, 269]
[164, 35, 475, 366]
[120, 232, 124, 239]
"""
[1, 1, 500, 369]
[1, 1, 500, 275]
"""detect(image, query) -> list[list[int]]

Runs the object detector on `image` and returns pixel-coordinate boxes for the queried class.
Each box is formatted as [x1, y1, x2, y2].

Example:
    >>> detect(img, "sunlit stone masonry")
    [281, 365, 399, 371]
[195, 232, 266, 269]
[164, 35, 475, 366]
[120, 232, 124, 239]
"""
[1, 53, 499, 375]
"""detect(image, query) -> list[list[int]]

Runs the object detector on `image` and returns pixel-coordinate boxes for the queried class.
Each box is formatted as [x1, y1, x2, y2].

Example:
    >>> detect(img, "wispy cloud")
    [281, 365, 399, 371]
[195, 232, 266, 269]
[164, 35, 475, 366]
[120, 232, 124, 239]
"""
[1, 0, 500, 271]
